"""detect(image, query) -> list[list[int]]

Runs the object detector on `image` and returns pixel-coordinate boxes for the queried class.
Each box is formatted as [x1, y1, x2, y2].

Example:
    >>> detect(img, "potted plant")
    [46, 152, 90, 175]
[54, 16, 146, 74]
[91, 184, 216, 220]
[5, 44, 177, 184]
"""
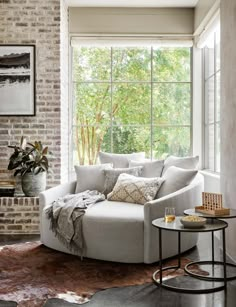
[7, 136, 51, 197]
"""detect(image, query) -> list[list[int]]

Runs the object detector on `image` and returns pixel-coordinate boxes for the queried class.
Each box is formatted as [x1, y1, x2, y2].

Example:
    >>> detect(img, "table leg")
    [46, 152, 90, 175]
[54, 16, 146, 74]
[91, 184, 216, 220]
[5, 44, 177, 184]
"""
[178, 231, 181, 268]
[222, 228, 227, 288]
[212, 231, 215, 263]
[159, 228, 162, 284]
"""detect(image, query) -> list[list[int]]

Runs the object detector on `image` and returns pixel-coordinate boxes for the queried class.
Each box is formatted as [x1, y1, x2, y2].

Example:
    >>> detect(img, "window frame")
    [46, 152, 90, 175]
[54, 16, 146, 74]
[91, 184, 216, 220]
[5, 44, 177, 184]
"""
[203, 28, 220, 173]
[69, 44, 193, 173]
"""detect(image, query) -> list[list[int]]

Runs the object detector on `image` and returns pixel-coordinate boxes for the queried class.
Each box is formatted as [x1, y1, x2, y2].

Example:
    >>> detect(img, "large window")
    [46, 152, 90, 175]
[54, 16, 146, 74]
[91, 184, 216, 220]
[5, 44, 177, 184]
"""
[203, 24, 220, 172]
[72, 45, 192, 166]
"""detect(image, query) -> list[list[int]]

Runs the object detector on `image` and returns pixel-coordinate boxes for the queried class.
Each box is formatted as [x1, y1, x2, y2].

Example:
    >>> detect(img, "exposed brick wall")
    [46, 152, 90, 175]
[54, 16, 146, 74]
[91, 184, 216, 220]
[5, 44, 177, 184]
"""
[60, 0, 69, 183]
[0, 0, 69, 188]
[0, 197, 39, 234]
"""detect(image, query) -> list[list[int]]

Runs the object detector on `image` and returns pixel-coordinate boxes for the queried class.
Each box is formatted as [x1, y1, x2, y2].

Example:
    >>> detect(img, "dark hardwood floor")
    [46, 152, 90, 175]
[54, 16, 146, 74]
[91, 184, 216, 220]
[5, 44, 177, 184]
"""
[1, 233, 236, 307]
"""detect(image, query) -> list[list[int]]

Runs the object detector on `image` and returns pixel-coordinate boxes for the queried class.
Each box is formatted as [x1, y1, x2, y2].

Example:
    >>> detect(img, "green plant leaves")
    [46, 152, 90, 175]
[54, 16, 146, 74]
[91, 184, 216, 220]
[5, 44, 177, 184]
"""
[7, 137, 51, 176]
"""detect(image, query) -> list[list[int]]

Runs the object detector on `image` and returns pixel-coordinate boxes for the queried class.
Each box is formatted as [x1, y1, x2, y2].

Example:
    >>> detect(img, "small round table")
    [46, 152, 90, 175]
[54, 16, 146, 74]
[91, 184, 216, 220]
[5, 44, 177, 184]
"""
[184, 208, 236, 281]
[152, 216, 228, 293]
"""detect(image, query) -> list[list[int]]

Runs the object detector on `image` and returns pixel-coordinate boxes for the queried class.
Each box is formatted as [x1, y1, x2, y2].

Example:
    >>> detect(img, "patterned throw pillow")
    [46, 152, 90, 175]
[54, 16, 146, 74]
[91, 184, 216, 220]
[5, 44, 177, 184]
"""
[107, 173, 164, 205]
[103, 167, 142, 195]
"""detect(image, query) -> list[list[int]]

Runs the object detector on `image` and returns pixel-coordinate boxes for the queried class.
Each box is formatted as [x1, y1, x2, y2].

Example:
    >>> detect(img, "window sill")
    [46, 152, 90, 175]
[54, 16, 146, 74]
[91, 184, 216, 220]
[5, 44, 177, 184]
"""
[200, 170, 220, 179]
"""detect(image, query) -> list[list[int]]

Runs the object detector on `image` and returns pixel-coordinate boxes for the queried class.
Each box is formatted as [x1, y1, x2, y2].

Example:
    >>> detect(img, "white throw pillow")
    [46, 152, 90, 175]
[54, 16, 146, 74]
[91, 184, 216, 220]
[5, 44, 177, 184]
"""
[74, 164, 113, 194]
[129, 159, 164, 178]
[157, 166, 198, 198]
[98, 152, 145, 168]
[107, 173, 164, 205]
[103, 167, 143, 195]
[162, 155, 199, 175]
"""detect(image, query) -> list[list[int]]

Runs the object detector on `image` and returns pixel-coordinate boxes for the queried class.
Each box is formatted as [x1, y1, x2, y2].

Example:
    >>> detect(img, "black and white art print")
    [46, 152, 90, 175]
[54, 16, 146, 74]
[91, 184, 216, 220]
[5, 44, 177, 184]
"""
[0, 45, 35, 116]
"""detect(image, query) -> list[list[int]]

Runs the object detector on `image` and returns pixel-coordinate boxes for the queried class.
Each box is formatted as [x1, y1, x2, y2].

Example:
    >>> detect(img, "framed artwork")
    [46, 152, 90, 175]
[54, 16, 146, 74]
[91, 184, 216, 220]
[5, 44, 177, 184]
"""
[0, 45, 35, 116]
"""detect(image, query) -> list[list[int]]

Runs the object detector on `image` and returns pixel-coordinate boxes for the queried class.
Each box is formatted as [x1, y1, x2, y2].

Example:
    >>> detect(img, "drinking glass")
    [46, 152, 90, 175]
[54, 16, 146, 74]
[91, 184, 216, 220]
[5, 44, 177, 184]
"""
[164, 207, 175, 223]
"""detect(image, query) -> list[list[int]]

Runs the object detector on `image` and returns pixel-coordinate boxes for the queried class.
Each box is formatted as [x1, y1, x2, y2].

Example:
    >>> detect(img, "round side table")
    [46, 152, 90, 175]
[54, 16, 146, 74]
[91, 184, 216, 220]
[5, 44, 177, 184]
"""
[152, 216, 228, 293]
[184, 208, 236, 281]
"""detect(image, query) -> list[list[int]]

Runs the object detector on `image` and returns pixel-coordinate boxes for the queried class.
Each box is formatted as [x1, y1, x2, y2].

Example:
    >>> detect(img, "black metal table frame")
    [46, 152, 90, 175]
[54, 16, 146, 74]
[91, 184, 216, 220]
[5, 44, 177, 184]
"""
[184, 209, 236, 281]
[153, 221, 228, 293]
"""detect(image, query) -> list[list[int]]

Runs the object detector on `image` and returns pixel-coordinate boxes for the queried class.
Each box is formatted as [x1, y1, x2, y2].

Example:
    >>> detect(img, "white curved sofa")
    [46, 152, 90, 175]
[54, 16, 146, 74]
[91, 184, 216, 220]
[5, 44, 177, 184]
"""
[39, 173, 203, 264]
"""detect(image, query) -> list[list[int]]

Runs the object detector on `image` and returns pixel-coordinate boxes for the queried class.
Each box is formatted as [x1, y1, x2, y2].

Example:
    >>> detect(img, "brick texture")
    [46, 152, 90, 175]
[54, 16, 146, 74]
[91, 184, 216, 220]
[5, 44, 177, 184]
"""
[0, 196, 39, 234]
[0, 0, 69, 188]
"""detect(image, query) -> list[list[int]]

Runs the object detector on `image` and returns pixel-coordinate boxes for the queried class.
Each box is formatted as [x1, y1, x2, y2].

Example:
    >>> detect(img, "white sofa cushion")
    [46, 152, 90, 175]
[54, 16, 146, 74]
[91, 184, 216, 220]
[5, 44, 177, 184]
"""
[103, 166, 142, 195]
[162, 155, 199, 175]
[83, 200, 144, 262]
[107, 173, 164, 205]
[129, 159, 164, 177]
[74, 164, 113, 193]
[99, 151, 145, 168]
[41, 200, 144, 263]
[157, 166, 198, 198]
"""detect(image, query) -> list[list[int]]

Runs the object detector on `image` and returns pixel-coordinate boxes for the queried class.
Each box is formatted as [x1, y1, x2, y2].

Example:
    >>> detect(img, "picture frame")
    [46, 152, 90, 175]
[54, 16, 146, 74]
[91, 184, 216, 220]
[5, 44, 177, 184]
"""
[0, 44, 36, 116]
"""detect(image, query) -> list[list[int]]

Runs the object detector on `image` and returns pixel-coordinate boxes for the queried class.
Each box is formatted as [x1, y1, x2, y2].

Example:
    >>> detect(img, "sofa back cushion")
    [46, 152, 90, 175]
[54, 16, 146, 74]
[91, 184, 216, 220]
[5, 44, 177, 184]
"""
[157, 166, 198, 198]
[103, 167, 142, 195]
[162, 155, 199, 175]
[75, 164, 113, 193]
[99, 152, 145, 168]
[129, 159, 164, 178]
[107, 173, 164, 205]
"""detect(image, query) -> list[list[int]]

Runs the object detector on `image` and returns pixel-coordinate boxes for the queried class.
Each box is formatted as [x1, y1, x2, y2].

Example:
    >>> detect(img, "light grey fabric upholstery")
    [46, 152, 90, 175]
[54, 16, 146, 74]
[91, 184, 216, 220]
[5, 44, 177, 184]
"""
[41, 199, 144, 263]
[39, 173, 204, 263]
[129, 159, 164, 178]
[99, 151, 145, 168]
[162, 155, 199, 175]
[144, 173, 203, 263]
[157, 166, 198, 198]
[74, 163, 113, 193]
[103, 166, 142, 195]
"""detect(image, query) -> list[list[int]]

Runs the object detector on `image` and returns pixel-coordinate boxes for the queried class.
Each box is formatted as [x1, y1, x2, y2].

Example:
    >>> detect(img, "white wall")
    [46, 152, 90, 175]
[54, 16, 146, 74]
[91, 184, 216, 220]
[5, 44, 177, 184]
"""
[221, 0, 236, 262]
[194, 0, 219, 33]
[192, 47, 203, 168]
[69, 7, 194, 35]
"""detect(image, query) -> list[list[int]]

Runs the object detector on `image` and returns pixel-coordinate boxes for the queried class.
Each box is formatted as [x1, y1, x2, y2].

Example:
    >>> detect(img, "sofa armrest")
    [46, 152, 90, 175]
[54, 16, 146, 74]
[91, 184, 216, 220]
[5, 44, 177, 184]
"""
[143, 178, 203, 263]
[39, 181, 76, 211]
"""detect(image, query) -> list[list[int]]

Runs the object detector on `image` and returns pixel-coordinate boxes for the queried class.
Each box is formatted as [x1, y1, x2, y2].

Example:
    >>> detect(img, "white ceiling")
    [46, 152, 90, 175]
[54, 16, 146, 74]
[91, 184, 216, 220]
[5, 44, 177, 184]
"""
[66, 0, 199, 8]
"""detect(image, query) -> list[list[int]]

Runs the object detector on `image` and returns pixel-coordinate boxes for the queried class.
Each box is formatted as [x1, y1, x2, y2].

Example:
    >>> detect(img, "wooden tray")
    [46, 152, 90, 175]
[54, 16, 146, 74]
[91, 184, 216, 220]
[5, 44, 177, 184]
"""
[195, 206, 230, 216]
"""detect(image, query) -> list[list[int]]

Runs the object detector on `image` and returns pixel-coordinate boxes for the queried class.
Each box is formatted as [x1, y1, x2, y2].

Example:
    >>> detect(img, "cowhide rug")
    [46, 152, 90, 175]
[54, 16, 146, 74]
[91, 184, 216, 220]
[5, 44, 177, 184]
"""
[0, 241, 203, 307]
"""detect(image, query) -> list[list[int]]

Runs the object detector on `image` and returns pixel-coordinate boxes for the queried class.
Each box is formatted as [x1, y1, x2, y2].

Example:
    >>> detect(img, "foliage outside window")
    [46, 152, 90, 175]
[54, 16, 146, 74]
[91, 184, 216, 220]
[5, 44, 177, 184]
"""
[72, 45, 192, 165]
[204, 25, 220, 172]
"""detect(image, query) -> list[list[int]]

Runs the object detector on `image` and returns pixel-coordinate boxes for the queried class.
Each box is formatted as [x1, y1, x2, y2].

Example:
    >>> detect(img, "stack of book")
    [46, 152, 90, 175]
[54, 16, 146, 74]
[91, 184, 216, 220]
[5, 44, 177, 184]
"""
[0, 180, 15, 197]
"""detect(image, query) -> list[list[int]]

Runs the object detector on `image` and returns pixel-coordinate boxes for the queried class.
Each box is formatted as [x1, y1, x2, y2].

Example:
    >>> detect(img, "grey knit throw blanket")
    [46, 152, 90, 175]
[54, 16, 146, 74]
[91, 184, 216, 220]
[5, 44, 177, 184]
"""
[45, 190, 105, 258]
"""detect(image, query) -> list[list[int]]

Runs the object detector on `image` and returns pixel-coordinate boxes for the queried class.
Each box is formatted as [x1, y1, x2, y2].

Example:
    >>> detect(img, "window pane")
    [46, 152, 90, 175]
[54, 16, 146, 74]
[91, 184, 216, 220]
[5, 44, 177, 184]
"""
[153, 47, 191, 82]
[73, 83, 111, 126]
[216, 29, 220, 72]
[152, 126, 191, 159]
[111, 126, 151, 157]
[71, 46, 192, 171]
[216, 123, 220, 172]
[113, 83, 151, 124]
[208, 124, 215, 171]
[73, 125, 110, 165]
[153, 83, 191, 125]
[216, 71, 220, 122]
[112, 48, 151, 81]
[204, 46, 215, 79]
[206, 76, 215, 124]
[73, 47, 111, 81]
